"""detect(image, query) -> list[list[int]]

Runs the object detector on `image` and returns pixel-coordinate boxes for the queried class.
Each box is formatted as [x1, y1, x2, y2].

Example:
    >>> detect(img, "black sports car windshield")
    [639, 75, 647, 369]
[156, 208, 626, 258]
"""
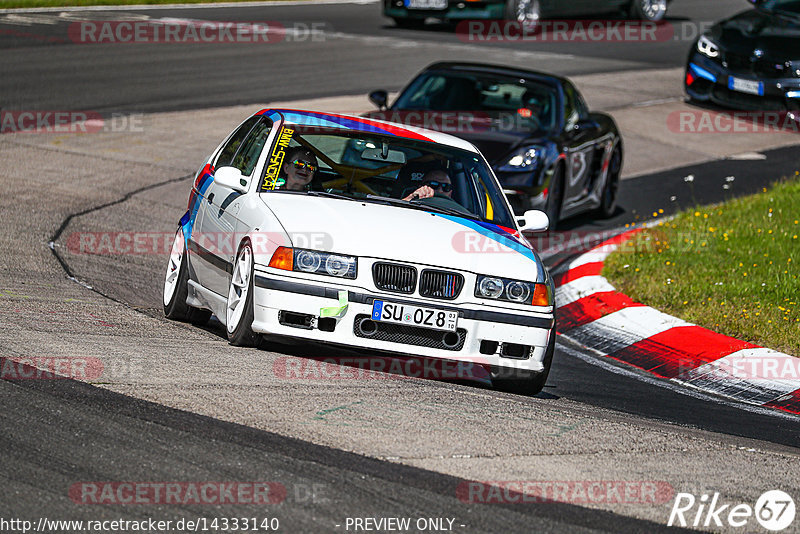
[259, 125, 516, 228]
[393, 71, 559, 134]
[760, 0, 800, 15]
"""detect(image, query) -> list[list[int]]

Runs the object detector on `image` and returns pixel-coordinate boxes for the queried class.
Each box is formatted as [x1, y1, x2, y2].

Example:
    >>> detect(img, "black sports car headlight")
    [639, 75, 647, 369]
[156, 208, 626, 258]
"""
[697, 35, 719, 59]
[475, 275, 552, 306]
[294, 249, 357, 279]
[497, 146, 542, 173]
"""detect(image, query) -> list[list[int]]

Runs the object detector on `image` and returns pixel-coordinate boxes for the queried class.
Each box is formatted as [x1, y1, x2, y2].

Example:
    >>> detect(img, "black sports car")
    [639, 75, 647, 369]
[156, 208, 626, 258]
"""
[385, 0, 670, 29]
[685, 0, 800, 112]
[365, 62, 623, 229]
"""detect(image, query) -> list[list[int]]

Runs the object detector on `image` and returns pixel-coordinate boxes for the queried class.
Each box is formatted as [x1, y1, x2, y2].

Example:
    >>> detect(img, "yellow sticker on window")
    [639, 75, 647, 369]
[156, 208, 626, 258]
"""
[261, 127, 294, 191]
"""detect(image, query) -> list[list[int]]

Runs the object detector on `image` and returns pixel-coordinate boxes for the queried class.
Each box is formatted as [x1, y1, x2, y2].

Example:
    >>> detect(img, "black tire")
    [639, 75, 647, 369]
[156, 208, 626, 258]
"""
[543, 164, 564, 231]
[504, 0, 541, 30]
[163, 230, 211, 325]
[393, 17, 425, 29]
[226, 241, 260, 347]
[493, 325, 556, 396]
[629, 0, 667, 21]
[598, 145, 622, 219]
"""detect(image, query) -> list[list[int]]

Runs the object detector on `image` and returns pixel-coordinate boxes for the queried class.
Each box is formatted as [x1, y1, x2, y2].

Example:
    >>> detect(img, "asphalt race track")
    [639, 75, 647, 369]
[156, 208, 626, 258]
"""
[1, 1, 800, 532]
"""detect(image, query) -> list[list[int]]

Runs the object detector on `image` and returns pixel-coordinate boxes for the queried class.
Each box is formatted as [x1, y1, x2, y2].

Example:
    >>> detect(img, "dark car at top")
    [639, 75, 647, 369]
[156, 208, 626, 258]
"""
[384, 0, 670, 29]
[365, 62, 623, 229]
[685, 0, 800, 112]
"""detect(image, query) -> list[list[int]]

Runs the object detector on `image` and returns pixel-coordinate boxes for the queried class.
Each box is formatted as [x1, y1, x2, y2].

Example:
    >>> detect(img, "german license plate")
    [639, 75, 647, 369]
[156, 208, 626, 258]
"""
[728, 76, 764, 96]
[405, 0, 447, 9]
[372, 301, 458, 332]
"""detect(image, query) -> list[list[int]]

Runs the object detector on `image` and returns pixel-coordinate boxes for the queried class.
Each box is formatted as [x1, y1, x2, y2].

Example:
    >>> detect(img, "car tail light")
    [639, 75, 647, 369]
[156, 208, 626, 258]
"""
[269, 246, 293, 271]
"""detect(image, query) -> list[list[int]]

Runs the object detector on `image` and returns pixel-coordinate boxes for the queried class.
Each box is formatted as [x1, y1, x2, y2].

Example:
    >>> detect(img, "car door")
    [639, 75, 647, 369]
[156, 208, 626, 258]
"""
[192, 117, 272, 297]
[560, 81, 599, 207]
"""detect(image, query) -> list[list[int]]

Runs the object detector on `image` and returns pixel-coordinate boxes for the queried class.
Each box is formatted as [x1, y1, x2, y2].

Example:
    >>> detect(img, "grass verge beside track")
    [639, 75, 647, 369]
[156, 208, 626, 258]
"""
[0, 0, 298, 8]
[604, 175, 800, 356]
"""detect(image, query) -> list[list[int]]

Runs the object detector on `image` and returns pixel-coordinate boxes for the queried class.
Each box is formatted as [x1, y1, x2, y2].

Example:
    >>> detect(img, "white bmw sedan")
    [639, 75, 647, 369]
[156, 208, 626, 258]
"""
[164, 109, 556, 394]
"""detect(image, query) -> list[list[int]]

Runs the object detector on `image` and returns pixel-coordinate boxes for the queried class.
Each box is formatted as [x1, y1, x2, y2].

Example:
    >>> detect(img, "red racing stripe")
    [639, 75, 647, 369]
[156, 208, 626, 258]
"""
[608, 326, 758, 379]
[557, 291, 644, 332]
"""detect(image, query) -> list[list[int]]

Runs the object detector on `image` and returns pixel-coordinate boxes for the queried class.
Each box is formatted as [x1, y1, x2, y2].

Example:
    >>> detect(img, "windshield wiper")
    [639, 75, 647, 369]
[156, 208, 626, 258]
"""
[306, 191, 358, 202]
[364, 195, 482, 221]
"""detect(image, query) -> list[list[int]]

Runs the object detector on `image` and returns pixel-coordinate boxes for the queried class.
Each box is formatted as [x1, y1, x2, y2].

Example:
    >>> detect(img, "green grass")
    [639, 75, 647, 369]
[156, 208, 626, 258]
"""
[0, 0, 298, 7]
[603, 175, 800, 356]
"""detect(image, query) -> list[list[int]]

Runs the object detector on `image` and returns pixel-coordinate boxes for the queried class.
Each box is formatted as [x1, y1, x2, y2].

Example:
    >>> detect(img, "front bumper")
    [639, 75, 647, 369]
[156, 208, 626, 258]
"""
[686, 54, 800, 112]
[251, 269, 555, 373]
[384, 0, 505, 21]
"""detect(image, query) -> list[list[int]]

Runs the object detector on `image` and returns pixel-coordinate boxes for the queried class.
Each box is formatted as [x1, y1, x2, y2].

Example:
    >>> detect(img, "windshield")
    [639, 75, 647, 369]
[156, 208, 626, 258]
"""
[392, 71, 559, 134]
[259, 124, 516, 228]
[760, 0, 800, 15]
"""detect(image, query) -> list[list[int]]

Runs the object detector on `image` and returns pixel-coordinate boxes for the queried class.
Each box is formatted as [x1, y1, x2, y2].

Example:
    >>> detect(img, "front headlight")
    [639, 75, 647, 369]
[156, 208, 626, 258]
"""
[497, 146, 541, 173]
[697, 35, 719, 59]
[475, 275, 552, 306]
[269, 247, 357, 279]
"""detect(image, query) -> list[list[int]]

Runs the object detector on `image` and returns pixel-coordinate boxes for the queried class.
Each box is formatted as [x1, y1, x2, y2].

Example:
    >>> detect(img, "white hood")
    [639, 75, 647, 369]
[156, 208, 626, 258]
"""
[261, 194, 545, 282]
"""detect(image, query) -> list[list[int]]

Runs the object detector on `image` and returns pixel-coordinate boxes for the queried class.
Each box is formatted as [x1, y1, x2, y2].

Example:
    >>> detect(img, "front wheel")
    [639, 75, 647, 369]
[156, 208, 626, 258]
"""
[543, 164, 564, 231]
[598, 145, 622, 218]
[629, 0, 667, 21]
[163, 229, 211, 325]
[226, 241, 260, 347]
[505, 0, 541, 30]
[493, 326, 556, 396]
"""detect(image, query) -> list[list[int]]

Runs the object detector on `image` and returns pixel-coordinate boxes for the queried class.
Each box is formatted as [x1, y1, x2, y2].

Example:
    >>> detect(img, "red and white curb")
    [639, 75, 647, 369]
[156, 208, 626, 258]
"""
[553, 230, 800, 416]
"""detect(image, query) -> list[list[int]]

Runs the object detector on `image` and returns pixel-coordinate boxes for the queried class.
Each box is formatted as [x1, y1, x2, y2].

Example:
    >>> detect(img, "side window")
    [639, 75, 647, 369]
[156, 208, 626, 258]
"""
[563, 82, 588, 131]
[231, 119, 273, 176]
[404, 76, 447, 108]
[215, 117, 260, 168]
[563, 83, 580, 131]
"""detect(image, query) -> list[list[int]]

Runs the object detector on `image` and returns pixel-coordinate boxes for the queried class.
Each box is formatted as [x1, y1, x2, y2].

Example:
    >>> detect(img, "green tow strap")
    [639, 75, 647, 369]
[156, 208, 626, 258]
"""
[319, 290, 348, 319]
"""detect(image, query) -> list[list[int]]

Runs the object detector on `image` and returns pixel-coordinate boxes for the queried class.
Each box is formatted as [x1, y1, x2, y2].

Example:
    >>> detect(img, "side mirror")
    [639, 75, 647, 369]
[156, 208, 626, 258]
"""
[369, 89, 389, 110]
[214, 166, 248, 193]
[516, 210, 550, 232]
[574, 118, 597, 132]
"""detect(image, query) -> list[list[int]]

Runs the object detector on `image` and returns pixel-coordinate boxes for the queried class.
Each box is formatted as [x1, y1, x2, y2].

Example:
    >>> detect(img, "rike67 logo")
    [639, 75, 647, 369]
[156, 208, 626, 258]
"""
[668, 490, 795, 531]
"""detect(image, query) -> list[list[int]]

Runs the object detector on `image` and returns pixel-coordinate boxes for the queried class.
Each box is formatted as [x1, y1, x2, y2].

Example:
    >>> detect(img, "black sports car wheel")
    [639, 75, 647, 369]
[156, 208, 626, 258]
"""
[543, 164, 564, 231]
[630, 0, 667, 22]
[598, 145, 622, 218]
[505, 0, 541, 30]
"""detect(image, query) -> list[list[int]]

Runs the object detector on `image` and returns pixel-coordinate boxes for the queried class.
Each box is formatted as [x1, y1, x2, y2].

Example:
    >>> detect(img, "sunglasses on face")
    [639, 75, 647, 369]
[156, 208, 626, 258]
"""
[426, 181, 453, 193]
[292, 160, 317, 172]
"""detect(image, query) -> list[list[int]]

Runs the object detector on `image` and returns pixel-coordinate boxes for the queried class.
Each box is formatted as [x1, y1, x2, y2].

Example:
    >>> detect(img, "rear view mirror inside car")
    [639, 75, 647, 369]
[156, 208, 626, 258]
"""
[361, 147, 407, 164]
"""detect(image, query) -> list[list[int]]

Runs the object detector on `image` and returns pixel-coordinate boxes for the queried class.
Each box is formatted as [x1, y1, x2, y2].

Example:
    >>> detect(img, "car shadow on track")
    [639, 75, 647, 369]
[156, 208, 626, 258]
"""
[199, 316, 560, 399]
